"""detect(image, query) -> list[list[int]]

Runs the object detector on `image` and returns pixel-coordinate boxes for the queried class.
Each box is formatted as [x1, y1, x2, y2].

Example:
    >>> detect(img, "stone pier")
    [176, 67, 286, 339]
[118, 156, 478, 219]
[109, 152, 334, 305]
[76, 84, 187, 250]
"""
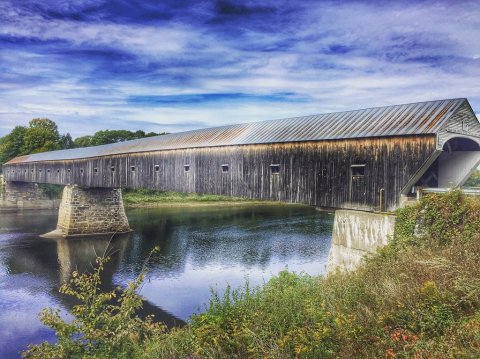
[44, 185, 131, 238]
[327, 210, 396, 272]
[0, 180, 59, 209]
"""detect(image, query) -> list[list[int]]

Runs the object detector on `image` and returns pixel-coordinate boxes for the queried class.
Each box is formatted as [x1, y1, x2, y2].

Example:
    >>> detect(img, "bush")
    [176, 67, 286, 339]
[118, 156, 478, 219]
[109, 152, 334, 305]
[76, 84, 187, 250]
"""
[26, 190, 480, 358]
[23, 250, 164, 359]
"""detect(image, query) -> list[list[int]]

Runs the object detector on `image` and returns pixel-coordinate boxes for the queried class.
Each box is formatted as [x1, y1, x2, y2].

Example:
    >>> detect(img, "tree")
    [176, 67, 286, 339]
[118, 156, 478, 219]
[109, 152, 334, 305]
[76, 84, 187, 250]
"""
[145, 132, 162, 137]
[463, 169, 480, 187]
[0, 126, 27, 164]
[88, 130, 165, 146]
[21, 118, 61, 154]
[60, 133, 74, 150]
[134, 130, 146, 138]
[74, 136, 93, 148]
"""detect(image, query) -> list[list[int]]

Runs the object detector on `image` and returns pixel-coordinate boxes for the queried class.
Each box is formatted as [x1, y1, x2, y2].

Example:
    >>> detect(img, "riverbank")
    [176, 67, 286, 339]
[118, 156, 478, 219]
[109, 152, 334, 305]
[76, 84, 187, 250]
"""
[24, 190, 480, 358]
[122, 188, 286, 208]
[137, 192, 480, 358]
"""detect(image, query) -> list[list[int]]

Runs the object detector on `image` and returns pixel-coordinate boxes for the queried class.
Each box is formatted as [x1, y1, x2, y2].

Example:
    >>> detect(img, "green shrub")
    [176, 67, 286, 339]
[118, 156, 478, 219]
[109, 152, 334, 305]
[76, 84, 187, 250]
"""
[26, 190, 480, 358]
[23, 250, 164, 359]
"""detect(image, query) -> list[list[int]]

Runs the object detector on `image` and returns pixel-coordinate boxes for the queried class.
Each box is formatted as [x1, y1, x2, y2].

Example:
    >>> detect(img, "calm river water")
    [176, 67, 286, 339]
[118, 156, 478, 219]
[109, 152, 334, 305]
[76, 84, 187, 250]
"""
[0, 204, 333, 358]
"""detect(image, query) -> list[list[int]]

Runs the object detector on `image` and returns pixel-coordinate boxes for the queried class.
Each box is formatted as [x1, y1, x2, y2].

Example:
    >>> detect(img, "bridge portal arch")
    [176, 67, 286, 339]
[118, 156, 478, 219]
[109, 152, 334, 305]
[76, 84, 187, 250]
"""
[437, 137, 480, 188]
[410, 136, 480, 192]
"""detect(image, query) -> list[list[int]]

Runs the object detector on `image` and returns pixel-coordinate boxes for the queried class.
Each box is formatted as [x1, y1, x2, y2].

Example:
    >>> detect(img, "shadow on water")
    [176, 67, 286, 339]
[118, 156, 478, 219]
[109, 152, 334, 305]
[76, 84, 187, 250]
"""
[5, 232, 185, 322]
[0, 205, 334, 358]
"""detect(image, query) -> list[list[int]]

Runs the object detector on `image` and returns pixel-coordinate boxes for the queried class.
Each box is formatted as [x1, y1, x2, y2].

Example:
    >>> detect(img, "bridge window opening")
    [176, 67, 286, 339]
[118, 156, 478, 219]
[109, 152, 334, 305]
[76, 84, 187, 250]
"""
[80, 169, 84, 174]
[351, 164, 365, 178]
[47, 169, 50, 173]
[131, 166, 135, 172]
[154, 165, 160, 172]
[94, 168, 98, 173]
[31, 169, 34, 173]
[39, 169, 42, 173]
[221, 164, 229, 173]
[57, 169, 60, 173]
[270, 164, 280, 174]
[67, 169, 71, 173]
[24, 170, 27, 173]
[184, 165, 190, 172]
[111, 166, 115, 172]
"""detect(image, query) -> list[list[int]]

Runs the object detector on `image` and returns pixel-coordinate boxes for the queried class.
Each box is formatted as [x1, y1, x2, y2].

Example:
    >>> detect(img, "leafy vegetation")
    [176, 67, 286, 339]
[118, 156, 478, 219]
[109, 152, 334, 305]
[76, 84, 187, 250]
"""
[24, 190, 480, 358]
[0, 119, 64, 165]
[464, 169, 480, 187]
[0, 118, 167, 168]
[37, 183, 64, 199]
[122, 188, 254, 205]
[73, 129, 166, 148]
[23, 248, 164, 359]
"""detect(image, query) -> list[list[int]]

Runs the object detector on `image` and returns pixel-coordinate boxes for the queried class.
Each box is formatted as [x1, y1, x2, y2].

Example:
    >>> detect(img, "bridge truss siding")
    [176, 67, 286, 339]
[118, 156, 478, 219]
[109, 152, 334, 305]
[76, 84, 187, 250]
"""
[3, 135, 436, 211]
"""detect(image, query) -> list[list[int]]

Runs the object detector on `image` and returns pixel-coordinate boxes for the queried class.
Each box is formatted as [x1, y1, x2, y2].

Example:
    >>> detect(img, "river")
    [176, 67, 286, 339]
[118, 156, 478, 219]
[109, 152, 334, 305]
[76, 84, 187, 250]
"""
[0, 204, 334, 358]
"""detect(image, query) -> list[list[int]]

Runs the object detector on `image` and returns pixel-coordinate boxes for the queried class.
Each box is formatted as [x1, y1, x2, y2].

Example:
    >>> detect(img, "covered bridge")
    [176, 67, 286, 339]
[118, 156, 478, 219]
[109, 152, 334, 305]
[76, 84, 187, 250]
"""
[3, 98, 480, 213]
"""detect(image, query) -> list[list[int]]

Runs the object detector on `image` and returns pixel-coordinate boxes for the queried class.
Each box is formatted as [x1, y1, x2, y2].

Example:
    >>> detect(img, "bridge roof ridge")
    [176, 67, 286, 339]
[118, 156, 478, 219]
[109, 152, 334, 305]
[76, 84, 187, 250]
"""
[5, 98, 468, 164]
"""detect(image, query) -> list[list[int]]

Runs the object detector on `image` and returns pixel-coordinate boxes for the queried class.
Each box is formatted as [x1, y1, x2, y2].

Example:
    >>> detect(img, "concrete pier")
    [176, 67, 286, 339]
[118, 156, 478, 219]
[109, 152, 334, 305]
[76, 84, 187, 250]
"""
[44, 185, 131, 238]
[327, 210, 396, 271]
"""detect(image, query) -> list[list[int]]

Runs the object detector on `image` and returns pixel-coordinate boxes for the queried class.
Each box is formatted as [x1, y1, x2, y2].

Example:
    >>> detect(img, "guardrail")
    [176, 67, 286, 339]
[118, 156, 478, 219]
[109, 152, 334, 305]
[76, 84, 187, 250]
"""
[421, 187, 480, 195]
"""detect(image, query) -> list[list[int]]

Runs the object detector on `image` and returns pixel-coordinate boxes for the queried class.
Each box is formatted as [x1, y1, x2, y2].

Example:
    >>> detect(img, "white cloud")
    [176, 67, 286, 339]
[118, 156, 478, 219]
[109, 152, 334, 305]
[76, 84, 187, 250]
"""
[0, 0, 480, 137]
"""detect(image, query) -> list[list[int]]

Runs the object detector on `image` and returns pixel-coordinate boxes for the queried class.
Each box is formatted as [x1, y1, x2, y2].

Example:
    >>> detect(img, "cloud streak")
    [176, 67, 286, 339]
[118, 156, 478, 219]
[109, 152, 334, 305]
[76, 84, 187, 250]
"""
[0, 0, 479, 137]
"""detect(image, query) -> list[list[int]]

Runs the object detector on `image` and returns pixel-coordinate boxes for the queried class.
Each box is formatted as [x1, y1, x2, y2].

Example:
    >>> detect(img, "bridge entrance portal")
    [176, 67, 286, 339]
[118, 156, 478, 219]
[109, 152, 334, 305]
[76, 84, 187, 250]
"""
[413, 137, 480, 192]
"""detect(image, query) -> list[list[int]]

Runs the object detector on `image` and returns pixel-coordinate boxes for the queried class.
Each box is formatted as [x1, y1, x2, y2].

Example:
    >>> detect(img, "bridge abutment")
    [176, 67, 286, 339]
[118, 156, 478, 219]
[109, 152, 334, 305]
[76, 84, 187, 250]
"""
[327, 210, 396, 272]
[44, 185, 131, 238]
[0, 180, 59, 209]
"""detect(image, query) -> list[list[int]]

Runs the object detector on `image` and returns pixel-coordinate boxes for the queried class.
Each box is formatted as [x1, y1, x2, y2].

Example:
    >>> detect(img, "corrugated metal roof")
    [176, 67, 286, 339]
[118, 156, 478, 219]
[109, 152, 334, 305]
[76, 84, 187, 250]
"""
[6, 98, 467, 164]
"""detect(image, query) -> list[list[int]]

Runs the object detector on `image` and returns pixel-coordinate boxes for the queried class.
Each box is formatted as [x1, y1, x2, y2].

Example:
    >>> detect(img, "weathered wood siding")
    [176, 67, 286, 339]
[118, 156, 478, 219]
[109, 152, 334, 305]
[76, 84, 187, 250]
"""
[3, 135, 437, 211]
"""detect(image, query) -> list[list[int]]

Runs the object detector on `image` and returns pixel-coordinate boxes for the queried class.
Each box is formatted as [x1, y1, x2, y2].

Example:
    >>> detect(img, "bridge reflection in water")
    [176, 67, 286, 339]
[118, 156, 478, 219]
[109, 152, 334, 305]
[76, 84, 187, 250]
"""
[0, 204, 396, 358]
[56, 233, 185, 327]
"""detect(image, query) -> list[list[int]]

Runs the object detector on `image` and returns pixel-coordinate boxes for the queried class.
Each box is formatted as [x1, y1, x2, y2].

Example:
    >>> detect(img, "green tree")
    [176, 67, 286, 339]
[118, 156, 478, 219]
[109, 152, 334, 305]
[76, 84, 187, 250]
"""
[88, 129, 165, 146]
[21, 118, 61, 154]
[145, 131, 160, 137]
[463, 169, 480, 187]
[60, 133, 74, 149]
[73, 135, 93, 148]
[0, 125, 27, 164]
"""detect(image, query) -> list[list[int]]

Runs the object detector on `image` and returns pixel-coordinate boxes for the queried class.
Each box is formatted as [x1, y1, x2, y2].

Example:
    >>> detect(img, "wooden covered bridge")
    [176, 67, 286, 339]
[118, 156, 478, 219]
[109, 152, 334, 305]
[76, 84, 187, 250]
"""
[3, 98, 480, 236]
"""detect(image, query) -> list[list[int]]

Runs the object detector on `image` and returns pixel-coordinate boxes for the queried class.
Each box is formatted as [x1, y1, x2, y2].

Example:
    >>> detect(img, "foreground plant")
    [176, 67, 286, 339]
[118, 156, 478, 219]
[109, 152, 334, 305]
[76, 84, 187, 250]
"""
[23, 248, 163, 359]
[24, 191, 480, 358]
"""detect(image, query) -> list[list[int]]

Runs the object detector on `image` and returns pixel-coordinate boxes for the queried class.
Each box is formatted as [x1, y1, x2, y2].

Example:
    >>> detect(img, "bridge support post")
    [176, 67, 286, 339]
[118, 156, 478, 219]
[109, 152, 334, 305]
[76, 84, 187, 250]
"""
[44, 185, 131, 238]
[327, 210, 396, 272]
[0, 180, 58, 209]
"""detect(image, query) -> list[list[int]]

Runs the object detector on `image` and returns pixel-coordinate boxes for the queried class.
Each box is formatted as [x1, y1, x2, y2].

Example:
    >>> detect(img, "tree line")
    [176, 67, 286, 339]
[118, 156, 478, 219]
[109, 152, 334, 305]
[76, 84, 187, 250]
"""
[0, 118, 167, 166]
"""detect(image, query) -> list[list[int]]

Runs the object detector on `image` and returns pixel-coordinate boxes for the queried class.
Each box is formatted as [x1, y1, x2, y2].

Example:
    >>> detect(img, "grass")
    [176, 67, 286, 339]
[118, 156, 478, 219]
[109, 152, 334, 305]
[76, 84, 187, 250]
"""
[122, 188, 273, 207]
[24, 190, 480, 358]
[139, 190, 480, 358]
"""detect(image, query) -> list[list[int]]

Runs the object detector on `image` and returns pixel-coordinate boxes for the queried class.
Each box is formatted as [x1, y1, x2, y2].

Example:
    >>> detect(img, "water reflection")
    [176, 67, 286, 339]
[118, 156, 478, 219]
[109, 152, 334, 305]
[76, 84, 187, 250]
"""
[0, 205, 333, 358]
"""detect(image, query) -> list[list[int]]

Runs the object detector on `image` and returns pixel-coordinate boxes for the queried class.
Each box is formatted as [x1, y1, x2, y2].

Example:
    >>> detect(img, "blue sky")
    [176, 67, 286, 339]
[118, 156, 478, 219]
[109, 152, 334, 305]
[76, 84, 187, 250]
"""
[0, 0, 479, 137]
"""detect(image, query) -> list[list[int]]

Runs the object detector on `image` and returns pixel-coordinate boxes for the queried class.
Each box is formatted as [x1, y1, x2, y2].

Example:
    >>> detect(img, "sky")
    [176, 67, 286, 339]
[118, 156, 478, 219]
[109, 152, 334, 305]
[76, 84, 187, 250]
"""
[0, 0, 479, 138]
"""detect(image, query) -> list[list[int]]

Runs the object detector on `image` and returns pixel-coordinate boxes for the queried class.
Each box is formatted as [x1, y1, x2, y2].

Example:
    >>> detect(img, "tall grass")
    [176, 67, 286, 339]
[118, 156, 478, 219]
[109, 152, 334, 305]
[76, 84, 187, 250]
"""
[142, 190, 480, 358]
[25, 190, 480, 358]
